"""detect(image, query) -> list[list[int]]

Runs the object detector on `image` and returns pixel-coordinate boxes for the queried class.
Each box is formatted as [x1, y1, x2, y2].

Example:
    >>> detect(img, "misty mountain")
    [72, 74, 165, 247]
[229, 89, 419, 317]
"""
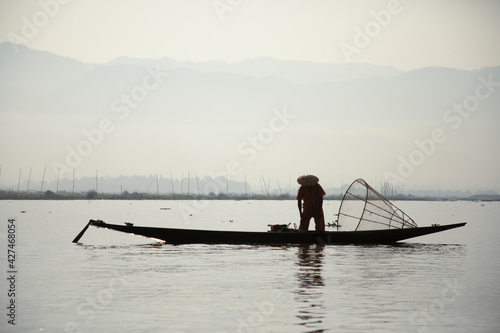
[3, 41, 498, 126]
[1, 42, 499, 193]
[3, 42, 498, 122]
[0, 41, 406, 116]
[2, 42, 497, 112]
[0, 42, 96, 94]
[109, 55, 404, 84]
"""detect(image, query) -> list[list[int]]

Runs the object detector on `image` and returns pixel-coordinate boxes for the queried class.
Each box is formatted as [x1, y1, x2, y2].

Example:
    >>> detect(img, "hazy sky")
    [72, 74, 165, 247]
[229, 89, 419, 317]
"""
[1, 0, 499, 70]
[1, 0, 500, 193]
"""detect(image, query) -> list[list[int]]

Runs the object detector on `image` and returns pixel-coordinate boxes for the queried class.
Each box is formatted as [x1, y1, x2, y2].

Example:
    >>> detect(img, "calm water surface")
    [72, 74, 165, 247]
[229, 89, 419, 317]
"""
[0, 200, 499, 332]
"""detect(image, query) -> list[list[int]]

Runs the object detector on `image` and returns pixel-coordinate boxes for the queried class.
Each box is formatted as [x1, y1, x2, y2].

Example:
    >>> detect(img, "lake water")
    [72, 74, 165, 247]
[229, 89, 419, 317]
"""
[1, 200, 499, 332]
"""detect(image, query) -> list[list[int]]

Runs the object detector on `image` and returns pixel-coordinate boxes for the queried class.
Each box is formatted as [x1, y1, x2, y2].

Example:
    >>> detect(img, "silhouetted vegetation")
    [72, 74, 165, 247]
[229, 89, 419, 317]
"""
[0, 189, 498, 201]
[0, 189, 291, 201]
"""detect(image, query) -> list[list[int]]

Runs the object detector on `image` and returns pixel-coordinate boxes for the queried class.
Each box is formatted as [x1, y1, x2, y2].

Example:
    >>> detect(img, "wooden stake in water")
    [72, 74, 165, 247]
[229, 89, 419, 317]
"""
[261, 175, 269, 198]
[26, 167, 32, 193]
[196, 173, 200, 196]
[56, 167, 60, 194]
[180, 172, 184, 195]
[40, 166, 46, 196]
[17, 168, 21, 195]
[259, 177, 264, 195]
[156, 174, 159, 196]
[244, 174, 248, 197]
[146, 176, 155, 194]
[170, 173, 175, 196]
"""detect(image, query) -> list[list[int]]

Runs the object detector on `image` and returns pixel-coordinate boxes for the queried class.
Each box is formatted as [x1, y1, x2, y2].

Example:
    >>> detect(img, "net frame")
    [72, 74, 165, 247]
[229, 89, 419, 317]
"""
[337, 179, 418, 231]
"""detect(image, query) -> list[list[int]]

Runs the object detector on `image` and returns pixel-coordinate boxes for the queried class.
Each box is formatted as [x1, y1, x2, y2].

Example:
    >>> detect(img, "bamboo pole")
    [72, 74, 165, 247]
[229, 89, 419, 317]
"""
[156, 174, 159, 196]
[244, 174, 248, 197]
[26, 167, 32, 193]
[56, 167, 60, 194]
[40, 166, 46, 197]
[17, 168, 21, 195]
[196, 173, 200, 196]
[170, 173, 175, 196]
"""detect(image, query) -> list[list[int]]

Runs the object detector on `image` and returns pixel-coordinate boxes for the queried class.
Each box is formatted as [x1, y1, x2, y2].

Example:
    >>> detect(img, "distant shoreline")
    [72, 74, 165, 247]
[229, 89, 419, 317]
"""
[1, 190, 498, 202]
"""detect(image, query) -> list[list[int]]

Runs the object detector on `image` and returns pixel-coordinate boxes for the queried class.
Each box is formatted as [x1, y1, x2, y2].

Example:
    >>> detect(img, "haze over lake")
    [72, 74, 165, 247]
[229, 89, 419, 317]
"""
[1, 199, 499, 332]
[1, 1, 499, 194]
[1, 43, 499, 195]
[1, 3, 499, 330]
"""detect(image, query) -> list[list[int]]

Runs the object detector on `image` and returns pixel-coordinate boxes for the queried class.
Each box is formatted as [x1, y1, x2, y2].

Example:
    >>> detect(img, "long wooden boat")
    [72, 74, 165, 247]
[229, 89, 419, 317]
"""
[73, 219, 466, 245]
[72, 179, 467, 245]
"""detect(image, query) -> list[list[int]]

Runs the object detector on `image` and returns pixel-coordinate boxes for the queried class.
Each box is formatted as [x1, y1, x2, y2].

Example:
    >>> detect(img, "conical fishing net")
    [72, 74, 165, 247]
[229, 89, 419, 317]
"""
[337, 179, 418, 231]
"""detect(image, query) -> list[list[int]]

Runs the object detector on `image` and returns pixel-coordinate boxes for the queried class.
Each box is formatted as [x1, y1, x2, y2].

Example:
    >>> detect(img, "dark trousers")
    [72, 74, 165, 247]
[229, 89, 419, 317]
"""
[299, 209, 325, 231]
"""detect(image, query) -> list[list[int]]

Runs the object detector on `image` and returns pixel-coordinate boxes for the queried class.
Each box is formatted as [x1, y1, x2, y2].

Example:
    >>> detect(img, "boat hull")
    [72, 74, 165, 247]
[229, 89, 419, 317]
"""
[86, 220, 466, 245]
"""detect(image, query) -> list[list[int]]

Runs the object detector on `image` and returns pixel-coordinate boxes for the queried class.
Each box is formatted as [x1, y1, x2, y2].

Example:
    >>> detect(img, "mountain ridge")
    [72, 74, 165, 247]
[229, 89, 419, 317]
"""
[1, 42, 499, 193]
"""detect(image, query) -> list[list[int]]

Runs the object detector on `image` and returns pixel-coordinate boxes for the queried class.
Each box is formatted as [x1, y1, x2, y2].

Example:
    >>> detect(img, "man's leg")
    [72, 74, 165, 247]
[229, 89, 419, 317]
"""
[299, 214, 312, 231]
[313, 209, 325, 231]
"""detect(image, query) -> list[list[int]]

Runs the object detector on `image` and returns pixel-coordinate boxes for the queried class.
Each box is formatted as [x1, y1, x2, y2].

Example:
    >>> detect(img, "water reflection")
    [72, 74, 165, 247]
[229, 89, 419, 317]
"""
[294, 245, 327, 331]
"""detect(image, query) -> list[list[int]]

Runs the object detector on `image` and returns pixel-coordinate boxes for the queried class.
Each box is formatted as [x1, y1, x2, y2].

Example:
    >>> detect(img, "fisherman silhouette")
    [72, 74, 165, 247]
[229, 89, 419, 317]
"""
[296, 175, 325, 232]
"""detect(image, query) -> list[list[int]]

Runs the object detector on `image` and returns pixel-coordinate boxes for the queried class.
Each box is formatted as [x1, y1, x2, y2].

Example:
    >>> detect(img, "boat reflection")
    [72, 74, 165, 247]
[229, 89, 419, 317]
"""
[294, 244, 327, 331]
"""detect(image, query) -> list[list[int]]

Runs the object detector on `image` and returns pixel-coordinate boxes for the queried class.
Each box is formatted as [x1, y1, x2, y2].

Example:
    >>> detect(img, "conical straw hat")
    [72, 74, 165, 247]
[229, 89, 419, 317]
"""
[297, 175, 319, 186]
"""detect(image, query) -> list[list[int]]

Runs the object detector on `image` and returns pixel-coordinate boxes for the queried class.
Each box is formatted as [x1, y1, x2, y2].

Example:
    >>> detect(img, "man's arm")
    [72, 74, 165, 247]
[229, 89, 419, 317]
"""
[297, 199, 303, 218]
